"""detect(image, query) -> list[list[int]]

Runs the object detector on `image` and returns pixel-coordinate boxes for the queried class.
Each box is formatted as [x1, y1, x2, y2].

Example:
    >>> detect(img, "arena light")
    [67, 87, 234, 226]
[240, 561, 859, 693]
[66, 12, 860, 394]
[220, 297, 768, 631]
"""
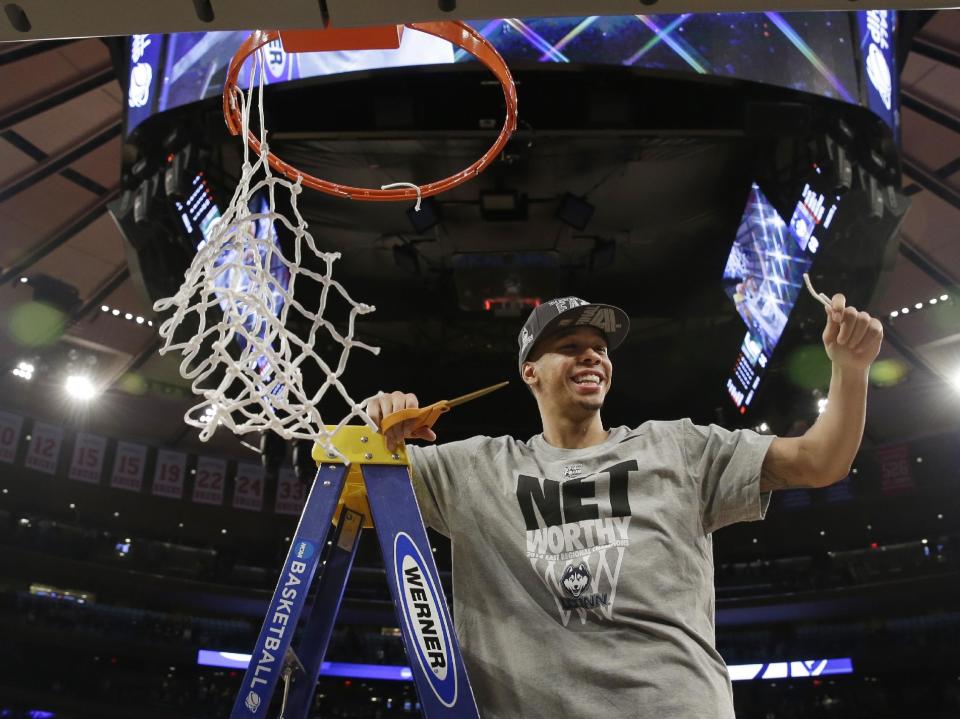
[817, 398, 828, 414]
[890, 294, 951, 319]
[12, 360, 34, 380]
[950, 369, 960, 394]
[65, 374, 97, 400]
[197, 650, 852, 682]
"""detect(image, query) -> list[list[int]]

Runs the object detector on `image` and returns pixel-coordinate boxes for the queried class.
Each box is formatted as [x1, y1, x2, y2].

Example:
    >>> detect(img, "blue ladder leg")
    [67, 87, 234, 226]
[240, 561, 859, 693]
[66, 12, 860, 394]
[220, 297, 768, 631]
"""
[283, 504, 365, 717]
[229, 463, 348, 719]
[363, 464, 481, 719]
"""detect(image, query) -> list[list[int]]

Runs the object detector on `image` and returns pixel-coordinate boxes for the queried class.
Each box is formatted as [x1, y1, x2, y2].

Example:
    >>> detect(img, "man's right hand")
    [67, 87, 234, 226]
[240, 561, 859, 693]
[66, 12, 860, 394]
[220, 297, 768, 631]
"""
[367, 391, 438, 452]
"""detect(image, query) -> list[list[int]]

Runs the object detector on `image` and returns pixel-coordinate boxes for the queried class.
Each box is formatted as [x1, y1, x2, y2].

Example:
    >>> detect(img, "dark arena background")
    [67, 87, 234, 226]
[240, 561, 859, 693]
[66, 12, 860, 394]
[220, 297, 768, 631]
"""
[1, 3, 960, 717]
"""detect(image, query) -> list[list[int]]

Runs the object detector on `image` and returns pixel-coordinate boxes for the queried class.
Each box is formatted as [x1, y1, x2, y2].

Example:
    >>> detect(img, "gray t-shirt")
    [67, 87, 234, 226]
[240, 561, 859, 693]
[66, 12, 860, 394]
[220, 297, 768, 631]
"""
[407, 419, 775, 719]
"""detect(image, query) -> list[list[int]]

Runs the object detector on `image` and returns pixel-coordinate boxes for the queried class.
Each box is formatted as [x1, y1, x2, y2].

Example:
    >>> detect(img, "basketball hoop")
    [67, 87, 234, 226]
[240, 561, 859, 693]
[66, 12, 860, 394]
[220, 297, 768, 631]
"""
[222, 22, 518, 203]
[155, 22, 518, 452]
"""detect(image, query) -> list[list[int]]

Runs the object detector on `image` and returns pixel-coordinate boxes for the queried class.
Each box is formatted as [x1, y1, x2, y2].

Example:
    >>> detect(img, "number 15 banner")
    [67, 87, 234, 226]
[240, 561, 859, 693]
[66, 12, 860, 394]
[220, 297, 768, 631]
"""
[68, 432, 107, 484]
[111, 441, 147, 493]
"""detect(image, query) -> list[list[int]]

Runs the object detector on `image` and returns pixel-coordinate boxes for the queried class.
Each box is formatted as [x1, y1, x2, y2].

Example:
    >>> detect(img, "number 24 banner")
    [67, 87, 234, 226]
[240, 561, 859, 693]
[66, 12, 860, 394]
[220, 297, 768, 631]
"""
[233, 463, 264, 512]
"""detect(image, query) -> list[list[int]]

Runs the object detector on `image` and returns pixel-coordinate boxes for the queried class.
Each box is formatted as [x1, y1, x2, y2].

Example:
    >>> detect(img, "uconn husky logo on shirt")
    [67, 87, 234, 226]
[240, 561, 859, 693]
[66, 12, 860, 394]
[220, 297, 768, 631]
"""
[516, 460, 637, 626]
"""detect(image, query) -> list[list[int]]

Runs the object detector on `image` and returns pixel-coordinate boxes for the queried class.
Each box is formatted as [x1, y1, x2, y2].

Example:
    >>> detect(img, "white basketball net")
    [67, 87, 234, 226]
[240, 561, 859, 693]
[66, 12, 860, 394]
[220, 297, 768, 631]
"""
[153, 49, 380, 452]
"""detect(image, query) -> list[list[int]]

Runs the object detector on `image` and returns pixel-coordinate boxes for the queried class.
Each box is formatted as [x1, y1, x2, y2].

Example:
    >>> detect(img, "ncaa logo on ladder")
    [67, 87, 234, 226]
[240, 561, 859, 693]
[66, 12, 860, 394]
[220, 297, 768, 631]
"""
[394, 532, 458, 707]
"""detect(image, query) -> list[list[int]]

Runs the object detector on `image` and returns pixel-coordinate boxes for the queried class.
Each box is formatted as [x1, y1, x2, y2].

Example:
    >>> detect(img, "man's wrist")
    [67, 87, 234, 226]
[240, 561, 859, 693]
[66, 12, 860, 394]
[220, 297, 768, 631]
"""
[831, 363, 870, 384]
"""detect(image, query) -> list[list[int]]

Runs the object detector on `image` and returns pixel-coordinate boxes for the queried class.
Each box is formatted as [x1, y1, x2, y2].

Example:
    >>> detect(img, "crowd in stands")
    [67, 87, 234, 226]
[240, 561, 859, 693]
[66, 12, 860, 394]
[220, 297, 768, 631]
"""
[2, 664, 958, 718]
[1, 508, 955, 600]
[2, 503, 959, 717]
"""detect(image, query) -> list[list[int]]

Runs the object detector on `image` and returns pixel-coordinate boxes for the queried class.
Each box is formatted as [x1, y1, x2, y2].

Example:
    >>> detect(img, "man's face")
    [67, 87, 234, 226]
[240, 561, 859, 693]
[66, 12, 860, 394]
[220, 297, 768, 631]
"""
[523, 326, 612, 414]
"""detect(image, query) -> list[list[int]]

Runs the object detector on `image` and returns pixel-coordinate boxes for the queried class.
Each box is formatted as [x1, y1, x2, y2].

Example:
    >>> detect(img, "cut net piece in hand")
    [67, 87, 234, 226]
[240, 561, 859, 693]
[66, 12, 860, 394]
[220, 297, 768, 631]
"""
[153, 49, 381, 457]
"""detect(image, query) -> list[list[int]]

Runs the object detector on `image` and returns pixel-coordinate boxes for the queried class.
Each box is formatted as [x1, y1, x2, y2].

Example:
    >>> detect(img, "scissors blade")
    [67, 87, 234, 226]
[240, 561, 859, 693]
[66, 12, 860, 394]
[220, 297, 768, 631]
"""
[445, 381, 510, 408]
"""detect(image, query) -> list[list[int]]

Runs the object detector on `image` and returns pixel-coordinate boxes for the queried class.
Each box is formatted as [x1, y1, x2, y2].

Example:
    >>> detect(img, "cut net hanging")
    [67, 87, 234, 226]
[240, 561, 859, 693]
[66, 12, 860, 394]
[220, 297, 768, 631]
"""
[153, 49, 379, 453]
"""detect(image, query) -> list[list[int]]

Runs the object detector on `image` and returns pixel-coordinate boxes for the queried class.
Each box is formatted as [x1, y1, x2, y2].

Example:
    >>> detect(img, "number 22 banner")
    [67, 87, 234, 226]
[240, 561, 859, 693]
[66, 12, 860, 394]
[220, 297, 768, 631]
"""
[193, 456, 226, 506]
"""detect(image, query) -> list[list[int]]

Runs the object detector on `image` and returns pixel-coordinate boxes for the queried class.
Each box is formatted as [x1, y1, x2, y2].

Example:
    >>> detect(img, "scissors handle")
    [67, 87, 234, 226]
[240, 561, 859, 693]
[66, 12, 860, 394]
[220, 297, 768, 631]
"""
[380, 401, 451, 434]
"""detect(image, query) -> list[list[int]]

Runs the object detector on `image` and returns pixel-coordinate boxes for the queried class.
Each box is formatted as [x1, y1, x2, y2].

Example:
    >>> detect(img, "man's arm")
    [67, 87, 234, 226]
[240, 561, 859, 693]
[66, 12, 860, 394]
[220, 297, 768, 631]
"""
[761, 294, 882, 492]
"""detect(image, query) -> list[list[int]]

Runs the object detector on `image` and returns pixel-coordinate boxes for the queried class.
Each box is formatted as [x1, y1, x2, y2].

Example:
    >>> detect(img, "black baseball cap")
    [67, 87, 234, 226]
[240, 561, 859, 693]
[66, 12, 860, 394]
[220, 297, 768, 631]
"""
[518, 297, 630, 372]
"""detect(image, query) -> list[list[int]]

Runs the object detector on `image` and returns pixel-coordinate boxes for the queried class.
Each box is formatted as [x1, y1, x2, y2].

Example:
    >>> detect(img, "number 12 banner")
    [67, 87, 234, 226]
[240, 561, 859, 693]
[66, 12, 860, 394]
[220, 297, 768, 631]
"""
[25, 422, 64, 475]
[193, 456, 226, 506]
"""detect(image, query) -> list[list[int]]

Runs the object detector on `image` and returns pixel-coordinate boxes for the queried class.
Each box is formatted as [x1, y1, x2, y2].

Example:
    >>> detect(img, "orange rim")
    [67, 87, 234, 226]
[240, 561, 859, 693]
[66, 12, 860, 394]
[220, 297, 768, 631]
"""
[223, 23, 518, 202]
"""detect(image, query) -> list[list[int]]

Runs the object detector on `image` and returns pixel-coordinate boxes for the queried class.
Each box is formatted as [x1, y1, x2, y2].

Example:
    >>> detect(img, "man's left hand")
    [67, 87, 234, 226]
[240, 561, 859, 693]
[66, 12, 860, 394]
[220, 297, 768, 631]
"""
[823, 294, 884, 371]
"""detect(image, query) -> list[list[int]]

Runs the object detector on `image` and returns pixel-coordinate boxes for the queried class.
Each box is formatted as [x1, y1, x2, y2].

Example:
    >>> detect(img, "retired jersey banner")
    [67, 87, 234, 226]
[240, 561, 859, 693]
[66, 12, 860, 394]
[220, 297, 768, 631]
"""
[233, 462, 264, 512]
[153, 449, 186, 499]
[68, 432, 107, 484]
[877, 443, 914, 496]
[0, 410, 23, 464]
[193, 456, 227, 506]
[24, 421, 64, 475]
[275, 468, 307, 515]
[110, 441, 147, 492]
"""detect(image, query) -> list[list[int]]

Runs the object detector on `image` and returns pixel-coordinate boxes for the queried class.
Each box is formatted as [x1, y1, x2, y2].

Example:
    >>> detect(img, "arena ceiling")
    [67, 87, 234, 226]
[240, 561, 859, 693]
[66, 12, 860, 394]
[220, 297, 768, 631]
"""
[0, 10, 958, 463]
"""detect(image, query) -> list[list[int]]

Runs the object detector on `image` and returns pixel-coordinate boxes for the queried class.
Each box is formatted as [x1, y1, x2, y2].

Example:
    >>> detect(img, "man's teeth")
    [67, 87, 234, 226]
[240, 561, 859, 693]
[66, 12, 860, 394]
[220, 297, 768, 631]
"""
[573, 375, 601, 385]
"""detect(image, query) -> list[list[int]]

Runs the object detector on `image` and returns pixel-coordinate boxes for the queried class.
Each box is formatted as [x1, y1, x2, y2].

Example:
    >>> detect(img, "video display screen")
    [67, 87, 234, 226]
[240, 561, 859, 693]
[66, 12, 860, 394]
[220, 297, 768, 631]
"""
[723, 182, 838, 413]
[856, 10, 898, 134]
[125, 12, 895, 135]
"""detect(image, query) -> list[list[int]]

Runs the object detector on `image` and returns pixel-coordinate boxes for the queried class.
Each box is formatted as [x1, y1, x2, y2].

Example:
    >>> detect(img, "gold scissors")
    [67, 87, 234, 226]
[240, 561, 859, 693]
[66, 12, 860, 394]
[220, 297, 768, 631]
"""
[380, 381, 509, 434]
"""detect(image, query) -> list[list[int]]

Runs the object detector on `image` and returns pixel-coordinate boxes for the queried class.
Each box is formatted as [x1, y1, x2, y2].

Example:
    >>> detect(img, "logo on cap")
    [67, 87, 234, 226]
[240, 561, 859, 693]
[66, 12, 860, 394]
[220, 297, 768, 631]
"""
[546, 297, 588, 313]
[520, 328, 535, 350]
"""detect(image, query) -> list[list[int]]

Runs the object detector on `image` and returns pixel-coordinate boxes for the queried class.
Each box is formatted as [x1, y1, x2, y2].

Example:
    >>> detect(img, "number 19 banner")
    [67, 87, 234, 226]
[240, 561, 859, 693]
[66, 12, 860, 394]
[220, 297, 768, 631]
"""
[153, 449, 187, 499]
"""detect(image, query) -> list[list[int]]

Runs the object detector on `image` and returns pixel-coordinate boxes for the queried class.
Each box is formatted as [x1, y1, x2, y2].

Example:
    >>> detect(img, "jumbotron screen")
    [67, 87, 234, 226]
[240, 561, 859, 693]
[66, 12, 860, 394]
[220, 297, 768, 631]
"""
[125, 12, 896, 136]
[723, 182, 839, 414]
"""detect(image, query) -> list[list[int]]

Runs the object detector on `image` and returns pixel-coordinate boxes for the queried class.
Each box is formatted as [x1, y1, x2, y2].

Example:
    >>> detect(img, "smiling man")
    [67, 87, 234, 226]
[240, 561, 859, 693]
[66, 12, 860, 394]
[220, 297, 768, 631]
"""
[368, 294, 882, 719]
